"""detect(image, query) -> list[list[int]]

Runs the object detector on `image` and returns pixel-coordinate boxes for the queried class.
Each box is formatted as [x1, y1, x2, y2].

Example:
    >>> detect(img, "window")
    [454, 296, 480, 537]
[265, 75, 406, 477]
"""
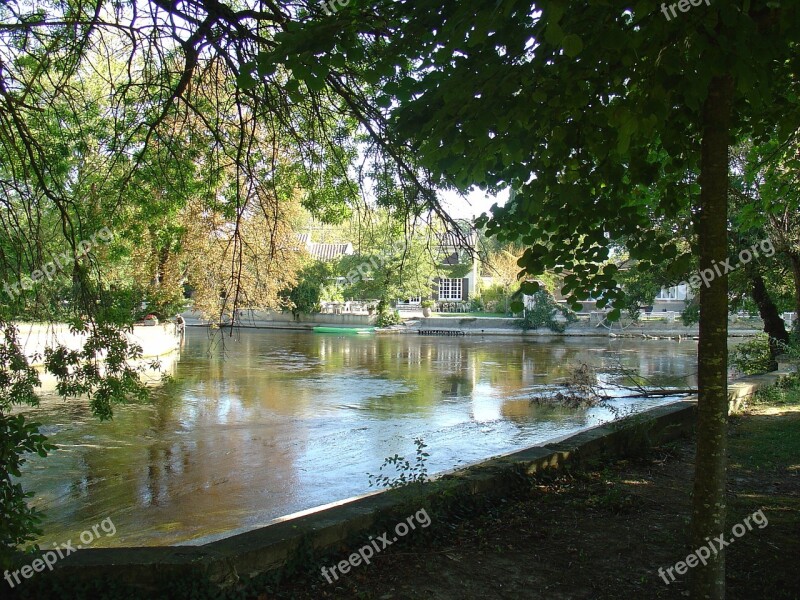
[438, 278, 463, 301]
[656, 285, 688, 300]
[398, 297, 421, 305]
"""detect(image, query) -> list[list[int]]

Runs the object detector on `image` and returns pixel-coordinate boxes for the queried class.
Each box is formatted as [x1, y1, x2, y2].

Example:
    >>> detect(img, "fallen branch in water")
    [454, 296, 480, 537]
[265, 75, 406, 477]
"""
[530, 363, 697, 409]
[531, 388, 697, 409]
[597, 389, 698, 400]
[530, 391, 602, 409]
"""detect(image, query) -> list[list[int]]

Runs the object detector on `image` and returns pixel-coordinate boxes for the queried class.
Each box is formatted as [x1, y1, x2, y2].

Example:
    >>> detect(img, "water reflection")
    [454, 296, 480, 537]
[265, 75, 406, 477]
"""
[19, 329, 697, 547]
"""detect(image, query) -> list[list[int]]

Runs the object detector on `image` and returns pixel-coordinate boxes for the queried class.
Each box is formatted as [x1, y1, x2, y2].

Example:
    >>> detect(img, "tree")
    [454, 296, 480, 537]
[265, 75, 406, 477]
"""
[728, 146, 793, 360]
[483, 247, 524, 313]
[281, 259, 336, 315]
[0, 1, 355, 555]
[313, 3, 798, 598]
[3, 3, 800, 596]
[740, 138, 800, 336]
[338, 210, 441, 304]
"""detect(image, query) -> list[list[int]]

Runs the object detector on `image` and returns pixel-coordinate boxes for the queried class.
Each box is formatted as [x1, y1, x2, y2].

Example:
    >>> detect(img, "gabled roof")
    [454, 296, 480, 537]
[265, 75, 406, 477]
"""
[297, 233, 354, 261]
[439, 230, 476, 250]
[307, 242, 354, 261]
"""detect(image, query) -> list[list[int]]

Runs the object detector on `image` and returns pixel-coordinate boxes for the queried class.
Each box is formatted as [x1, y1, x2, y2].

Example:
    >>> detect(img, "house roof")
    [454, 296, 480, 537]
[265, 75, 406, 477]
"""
[439, 230, 476, 250]
[307, 242, 354, 261]
[296, 233, 354, 261]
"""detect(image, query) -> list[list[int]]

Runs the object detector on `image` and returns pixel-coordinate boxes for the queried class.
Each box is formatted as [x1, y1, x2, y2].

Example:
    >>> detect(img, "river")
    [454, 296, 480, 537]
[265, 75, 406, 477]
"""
[18, 328, 698, 547]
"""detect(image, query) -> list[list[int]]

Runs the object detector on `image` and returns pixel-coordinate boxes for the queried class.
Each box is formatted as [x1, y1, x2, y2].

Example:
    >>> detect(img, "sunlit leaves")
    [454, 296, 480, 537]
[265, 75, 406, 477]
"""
[0, 324, 40, 409]
[356, 1, 800, 316]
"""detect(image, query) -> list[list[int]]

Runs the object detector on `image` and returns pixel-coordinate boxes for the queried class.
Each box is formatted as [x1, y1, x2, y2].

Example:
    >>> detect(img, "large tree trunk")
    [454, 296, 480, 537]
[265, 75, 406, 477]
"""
[789, 252, 800, 335]
[747, 268, 790, 363]
[691, 75, 733, 600]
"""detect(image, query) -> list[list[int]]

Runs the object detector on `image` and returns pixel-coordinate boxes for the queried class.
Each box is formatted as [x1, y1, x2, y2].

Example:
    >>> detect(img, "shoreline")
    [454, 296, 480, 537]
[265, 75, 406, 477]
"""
[181, 311, 762, 339]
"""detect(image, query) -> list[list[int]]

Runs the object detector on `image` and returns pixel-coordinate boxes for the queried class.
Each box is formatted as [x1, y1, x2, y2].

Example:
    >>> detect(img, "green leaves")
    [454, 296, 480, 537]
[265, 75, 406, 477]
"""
[0, 324, 57, 557]
[561, 34, 584, 57]
[544, 22, 564, 45]
[289, 61, 330, 91]
[517, 289, 579, 332]
[0, 325, 40, 410]
[42, 323, 148, 421]
[542, 24, 583, 57]
[236, 69, 257, 91]
[367, 437, 429, 489]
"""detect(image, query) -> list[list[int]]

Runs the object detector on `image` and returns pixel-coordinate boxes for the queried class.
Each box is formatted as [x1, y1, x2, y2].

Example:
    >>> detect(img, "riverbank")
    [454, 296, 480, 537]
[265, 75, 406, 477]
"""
[182, 309, 764, 339]
[238, 374, 800, 599]
[13, 372, 797, 599]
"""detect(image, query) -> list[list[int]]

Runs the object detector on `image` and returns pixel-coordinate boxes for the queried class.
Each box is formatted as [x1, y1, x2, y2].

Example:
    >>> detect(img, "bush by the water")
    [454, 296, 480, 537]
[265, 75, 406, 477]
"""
[376, 308, 402, 327]
[518, 290, 577, 333]
[730, 334, 800, 375]
[751, 371, 800, 406]
[730, 334, 774, 375]
[480, 284, 514, 314]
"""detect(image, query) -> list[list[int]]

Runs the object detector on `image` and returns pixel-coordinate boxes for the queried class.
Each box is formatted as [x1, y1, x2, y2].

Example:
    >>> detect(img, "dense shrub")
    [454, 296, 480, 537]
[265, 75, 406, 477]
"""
[730, 334, 774, 375]
[281, 261, 337, 315]
[376, 308, 402, 327]
[519, 290, 577, 333]
[468, 296, 485, 312]
[480, 284, 513, 314]
[751, 372, 800, 406]
[681, 299, 700, 325]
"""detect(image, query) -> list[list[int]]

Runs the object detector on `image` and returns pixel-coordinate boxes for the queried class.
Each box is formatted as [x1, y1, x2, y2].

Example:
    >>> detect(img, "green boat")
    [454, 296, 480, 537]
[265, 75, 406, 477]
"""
[312, 326, 376, 334]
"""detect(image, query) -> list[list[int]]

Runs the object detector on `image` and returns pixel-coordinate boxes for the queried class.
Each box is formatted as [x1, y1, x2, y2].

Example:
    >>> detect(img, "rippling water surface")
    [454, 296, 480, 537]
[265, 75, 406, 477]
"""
[18, 328, 698, 546]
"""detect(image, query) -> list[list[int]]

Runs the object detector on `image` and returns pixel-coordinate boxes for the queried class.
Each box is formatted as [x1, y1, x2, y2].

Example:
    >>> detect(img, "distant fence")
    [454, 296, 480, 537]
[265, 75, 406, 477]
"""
[319, 301, 372, 315]
[418, 329, 467, 336]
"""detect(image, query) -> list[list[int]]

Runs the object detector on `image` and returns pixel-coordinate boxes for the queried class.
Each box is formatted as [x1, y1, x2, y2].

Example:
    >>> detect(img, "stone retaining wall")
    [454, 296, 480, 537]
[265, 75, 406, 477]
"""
[15, 322, 182, 366]
[182, 309, 376, 329]
[413, 316, 761, 338]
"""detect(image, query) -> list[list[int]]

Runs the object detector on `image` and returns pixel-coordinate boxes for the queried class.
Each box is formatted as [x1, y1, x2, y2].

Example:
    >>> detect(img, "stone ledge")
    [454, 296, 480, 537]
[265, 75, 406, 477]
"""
[728, 370, 795, 413]
[776, 355, 799, 373]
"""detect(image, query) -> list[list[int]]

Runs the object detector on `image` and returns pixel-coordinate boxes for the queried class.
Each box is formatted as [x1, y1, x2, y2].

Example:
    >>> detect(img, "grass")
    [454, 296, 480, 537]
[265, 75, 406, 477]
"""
[728, 372, 800, 477]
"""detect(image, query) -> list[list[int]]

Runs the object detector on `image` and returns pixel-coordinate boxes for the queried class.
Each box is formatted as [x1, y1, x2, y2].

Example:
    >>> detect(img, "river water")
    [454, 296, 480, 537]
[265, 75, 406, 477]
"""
[19, 328, 698, 547]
